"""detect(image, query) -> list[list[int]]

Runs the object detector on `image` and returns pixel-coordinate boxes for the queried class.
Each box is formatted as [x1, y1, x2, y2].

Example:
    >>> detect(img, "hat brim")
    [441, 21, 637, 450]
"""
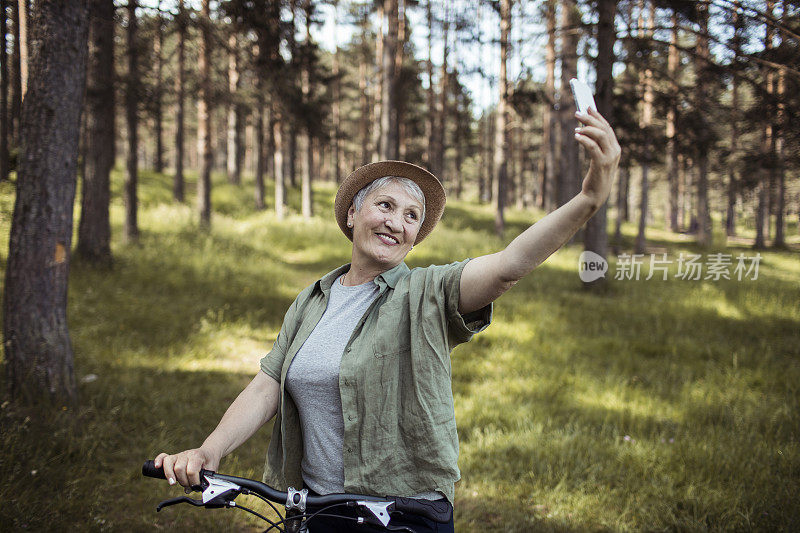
[334, 161, 446, 245]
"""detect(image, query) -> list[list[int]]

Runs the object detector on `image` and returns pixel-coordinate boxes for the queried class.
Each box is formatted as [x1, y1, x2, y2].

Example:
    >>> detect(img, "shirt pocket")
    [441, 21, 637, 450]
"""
[373, 299, 412, 358]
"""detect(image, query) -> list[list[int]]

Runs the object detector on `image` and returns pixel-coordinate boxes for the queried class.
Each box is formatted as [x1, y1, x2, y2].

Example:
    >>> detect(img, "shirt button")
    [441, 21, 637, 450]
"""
[347, 447, 352, 453]
[344, 379, 350, 386]
[348, 414, 354, 421]
[346, 347, 352, 353]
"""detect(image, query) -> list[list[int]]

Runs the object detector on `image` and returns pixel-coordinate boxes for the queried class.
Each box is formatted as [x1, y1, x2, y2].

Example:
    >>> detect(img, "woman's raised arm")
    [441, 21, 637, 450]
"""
[459, 107, 620, 315]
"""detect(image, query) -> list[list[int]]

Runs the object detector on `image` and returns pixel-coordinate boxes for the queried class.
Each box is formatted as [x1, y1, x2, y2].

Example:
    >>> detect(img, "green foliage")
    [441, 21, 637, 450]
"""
[1, 171, 799, 531]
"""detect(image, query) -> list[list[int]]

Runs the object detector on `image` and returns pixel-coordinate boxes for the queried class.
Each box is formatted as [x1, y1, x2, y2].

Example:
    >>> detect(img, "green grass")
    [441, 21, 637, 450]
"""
[1, 168, 799, 531]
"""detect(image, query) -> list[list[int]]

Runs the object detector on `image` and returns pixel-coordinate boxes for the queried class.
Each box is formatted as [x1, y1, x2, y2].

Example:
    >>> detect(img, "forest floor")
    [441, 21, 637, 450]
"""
[1, 169, 799, 532]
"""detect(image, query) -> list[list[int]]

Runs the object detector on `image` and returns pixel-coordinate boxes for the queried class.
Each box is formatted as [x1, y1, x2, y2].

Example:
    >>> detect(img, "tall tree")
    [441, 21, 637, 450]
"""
[558, 0, 580, 214]
[773, 0, 787, 248]
[754, 0, 775, 249]
[125, 0, 139, 242]
[197, 0, 213, 227]
[583, 0, 616, 288]
[226, 31, 244, 185]
[665, 9, 680, 233]
[634, 0, 655, 255]
[9, 0, 22, 144]
[379, 0, 399, 160]
[538, 0, 557, 212]
[153, 0, 164, 173]
[173, 0, 186, 202]
[300, 0, 314, 218]
[3, 0, 89, 405]
[493, 0, 511, 237]
[331, 0, 342, 182]
[693, 0, 712, 247]
[371, 0, 383, 161]
[726, 2, 743, 237]
[1, 0, 9, 182]
[77, 0, 114, 265]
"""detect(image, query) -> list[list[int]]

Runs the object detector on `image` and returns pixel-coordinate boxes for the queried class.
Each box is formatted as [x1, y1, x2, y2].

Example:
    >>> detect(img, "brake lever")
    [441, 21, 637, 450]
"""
[156, 496, 205, 512]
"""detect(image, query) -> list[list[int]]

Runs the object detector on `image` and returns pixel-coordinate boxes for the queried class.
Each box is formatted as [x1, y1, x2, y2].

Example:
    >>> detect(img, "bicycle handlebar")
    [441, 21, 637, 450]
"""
[141, 460, 453, 525]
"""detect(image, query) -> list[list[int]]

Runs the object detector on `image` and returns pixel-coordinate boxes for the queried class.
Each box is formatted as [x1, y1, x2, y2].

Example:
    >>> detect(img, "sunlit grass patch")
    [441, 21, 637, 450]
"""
[1, 169, 799, 531]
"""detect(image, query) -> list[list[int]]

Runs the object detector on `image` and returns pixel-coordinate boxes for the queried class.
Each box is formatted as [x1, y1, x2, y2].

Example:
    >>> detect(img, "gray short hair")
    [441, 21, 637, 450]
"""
[352, 176, 426, 225]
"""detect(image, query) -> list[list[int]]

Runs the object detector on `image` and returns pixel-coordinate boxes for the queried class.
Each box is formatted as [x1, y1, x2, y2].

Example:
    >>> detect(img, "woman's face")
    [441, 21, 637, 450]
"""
[347, 180, 424, 270]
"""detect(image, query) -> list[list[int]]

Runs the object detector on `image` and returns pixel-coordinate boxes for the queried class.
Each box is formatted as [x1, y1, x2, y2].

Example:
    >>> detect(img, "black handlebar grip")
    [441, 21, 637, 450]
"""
[393, 497, 453, 524]
[142, 460, 167, 480]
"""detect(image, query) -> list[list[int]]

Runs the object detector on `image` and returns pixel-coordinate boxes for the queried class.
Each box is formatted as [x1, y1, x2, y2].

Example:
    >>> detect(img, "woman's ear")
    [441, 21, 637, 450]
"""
[347, 205, 355, 227]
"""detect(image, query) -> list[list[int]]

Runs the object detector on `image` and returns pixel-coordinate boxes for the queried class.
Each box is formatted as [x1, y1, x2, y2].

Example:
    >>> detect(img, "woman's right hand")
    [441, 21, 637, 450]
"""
[154, 447, 220, 488]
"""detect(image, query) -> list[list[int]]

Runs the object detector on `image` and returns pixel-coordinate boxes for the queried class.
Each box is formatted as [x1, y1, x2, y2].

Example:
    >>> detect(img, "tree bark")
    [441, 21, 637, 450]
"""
[301, 0, 313, 218]
[371, 1, 383, 162]
[16, 0, 27, 101]
[1, 0, 9, 181]
[77, 0, 114, 265]
[493, 0, 510, 237]
[666, 12, 680, 233]
[227, 32, 242, 185]
[635, 0, 654, 255]
[273, 103, 286, 219]
[331, 1, 342, 182]
[380, 0, 399, 160]
[125, 0, 139, 242]
[584, 0, 615, 288]
[197, 0, 212, 227]
[173, 0, 186, 202]
[558, 0, 579, 213]
[434, 0, 449, 180]
[153, 1, 164, 173]
[9, 0, 21, 145]
[3, 0, 88, 405]
[539, 0, 557, 212]
[425, 0, 435, 171]
[694, 0, 712, 247]
[255, 95, 266, 210]
[359, 28, 370, 166]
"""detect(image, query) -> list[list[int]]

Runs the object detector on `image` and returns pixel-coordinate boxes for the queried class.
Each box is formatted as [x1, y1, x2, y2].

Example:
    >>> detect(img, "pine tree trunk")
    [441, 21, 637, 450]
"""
[197, 0, 212, 227]
[584, 0, 614, 288]
[538, 0, 557, 212]
[301, 0, 313, 218]
[3, 0, 89, 406]
[726, 45, 739, 237]
[153, 3, 164, 173]
[77, 0, 114, 265]
[493, 0, 510, 237]
[16, 0, 27, 101]
[635, 0, 654, 254]
[9, 0, 21, 145]
[434, 2, 449, 180]
[694, 0, 712, 247]
[125, 0, 139, 241]
[359, 43, 370, 166]
[1, 0, 9, 181]
[273, 107, 286, 219]
[173, 0, 186, 202]
[227, 32, 242, 185]
[774, 65, 786, 248]
[558, 0, 579, 213]
[380, 0, 398, 160]
[332, 2, 342, 182]
[425, 0, 435, 171]
[255, 96, 265, 210]
[666, 12, 680, 233]
[371, 2, 383, 161]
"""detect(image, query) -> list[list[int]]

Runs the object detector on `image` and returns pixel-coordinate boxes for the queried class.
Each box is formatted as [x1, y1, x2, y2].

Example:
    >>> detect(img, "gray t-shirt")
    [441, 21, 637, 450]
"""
[285, 274, 443, 500]
[285, 274, 379, 495]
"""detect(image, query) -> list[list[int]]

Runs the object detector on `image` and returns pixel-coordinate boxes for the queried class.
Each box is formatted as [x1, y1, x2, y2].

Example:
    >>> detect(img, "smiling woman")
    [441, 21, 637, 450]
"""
[153, 108, 619, 532]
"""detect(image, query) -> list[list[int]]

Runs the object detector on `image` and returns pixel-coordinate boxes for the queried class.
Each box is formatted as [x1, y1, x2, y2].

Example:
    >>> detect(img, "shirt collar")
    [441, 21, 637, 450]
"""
[316, 261, 410, 294]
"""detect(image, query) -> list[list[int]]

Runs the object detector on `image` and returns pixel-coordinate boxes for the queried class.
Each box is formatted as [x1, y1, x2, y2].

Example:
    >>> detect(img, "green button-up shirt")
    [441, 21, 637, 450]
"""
[259, 259, 492, 504]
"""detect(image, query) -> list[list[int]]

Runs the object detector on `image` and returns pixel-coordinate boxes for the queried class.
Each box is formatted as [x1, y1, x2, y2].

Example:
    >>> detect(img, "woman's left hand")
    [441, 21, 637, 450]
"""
[574, 107, 621, 209]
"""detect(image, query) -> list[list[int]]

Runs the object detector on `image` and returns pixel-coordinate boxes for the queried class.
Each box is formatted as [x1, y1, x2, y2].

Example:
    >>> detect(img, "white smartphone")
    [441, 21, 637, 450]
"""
[569, 78, 597, 115]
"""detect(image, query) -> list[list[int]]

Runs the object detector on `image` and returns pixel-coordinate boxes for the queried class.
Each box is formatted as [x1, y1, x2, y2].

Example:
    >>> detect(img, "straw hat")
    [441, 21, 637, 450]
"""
[334, 161, 446, 245]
